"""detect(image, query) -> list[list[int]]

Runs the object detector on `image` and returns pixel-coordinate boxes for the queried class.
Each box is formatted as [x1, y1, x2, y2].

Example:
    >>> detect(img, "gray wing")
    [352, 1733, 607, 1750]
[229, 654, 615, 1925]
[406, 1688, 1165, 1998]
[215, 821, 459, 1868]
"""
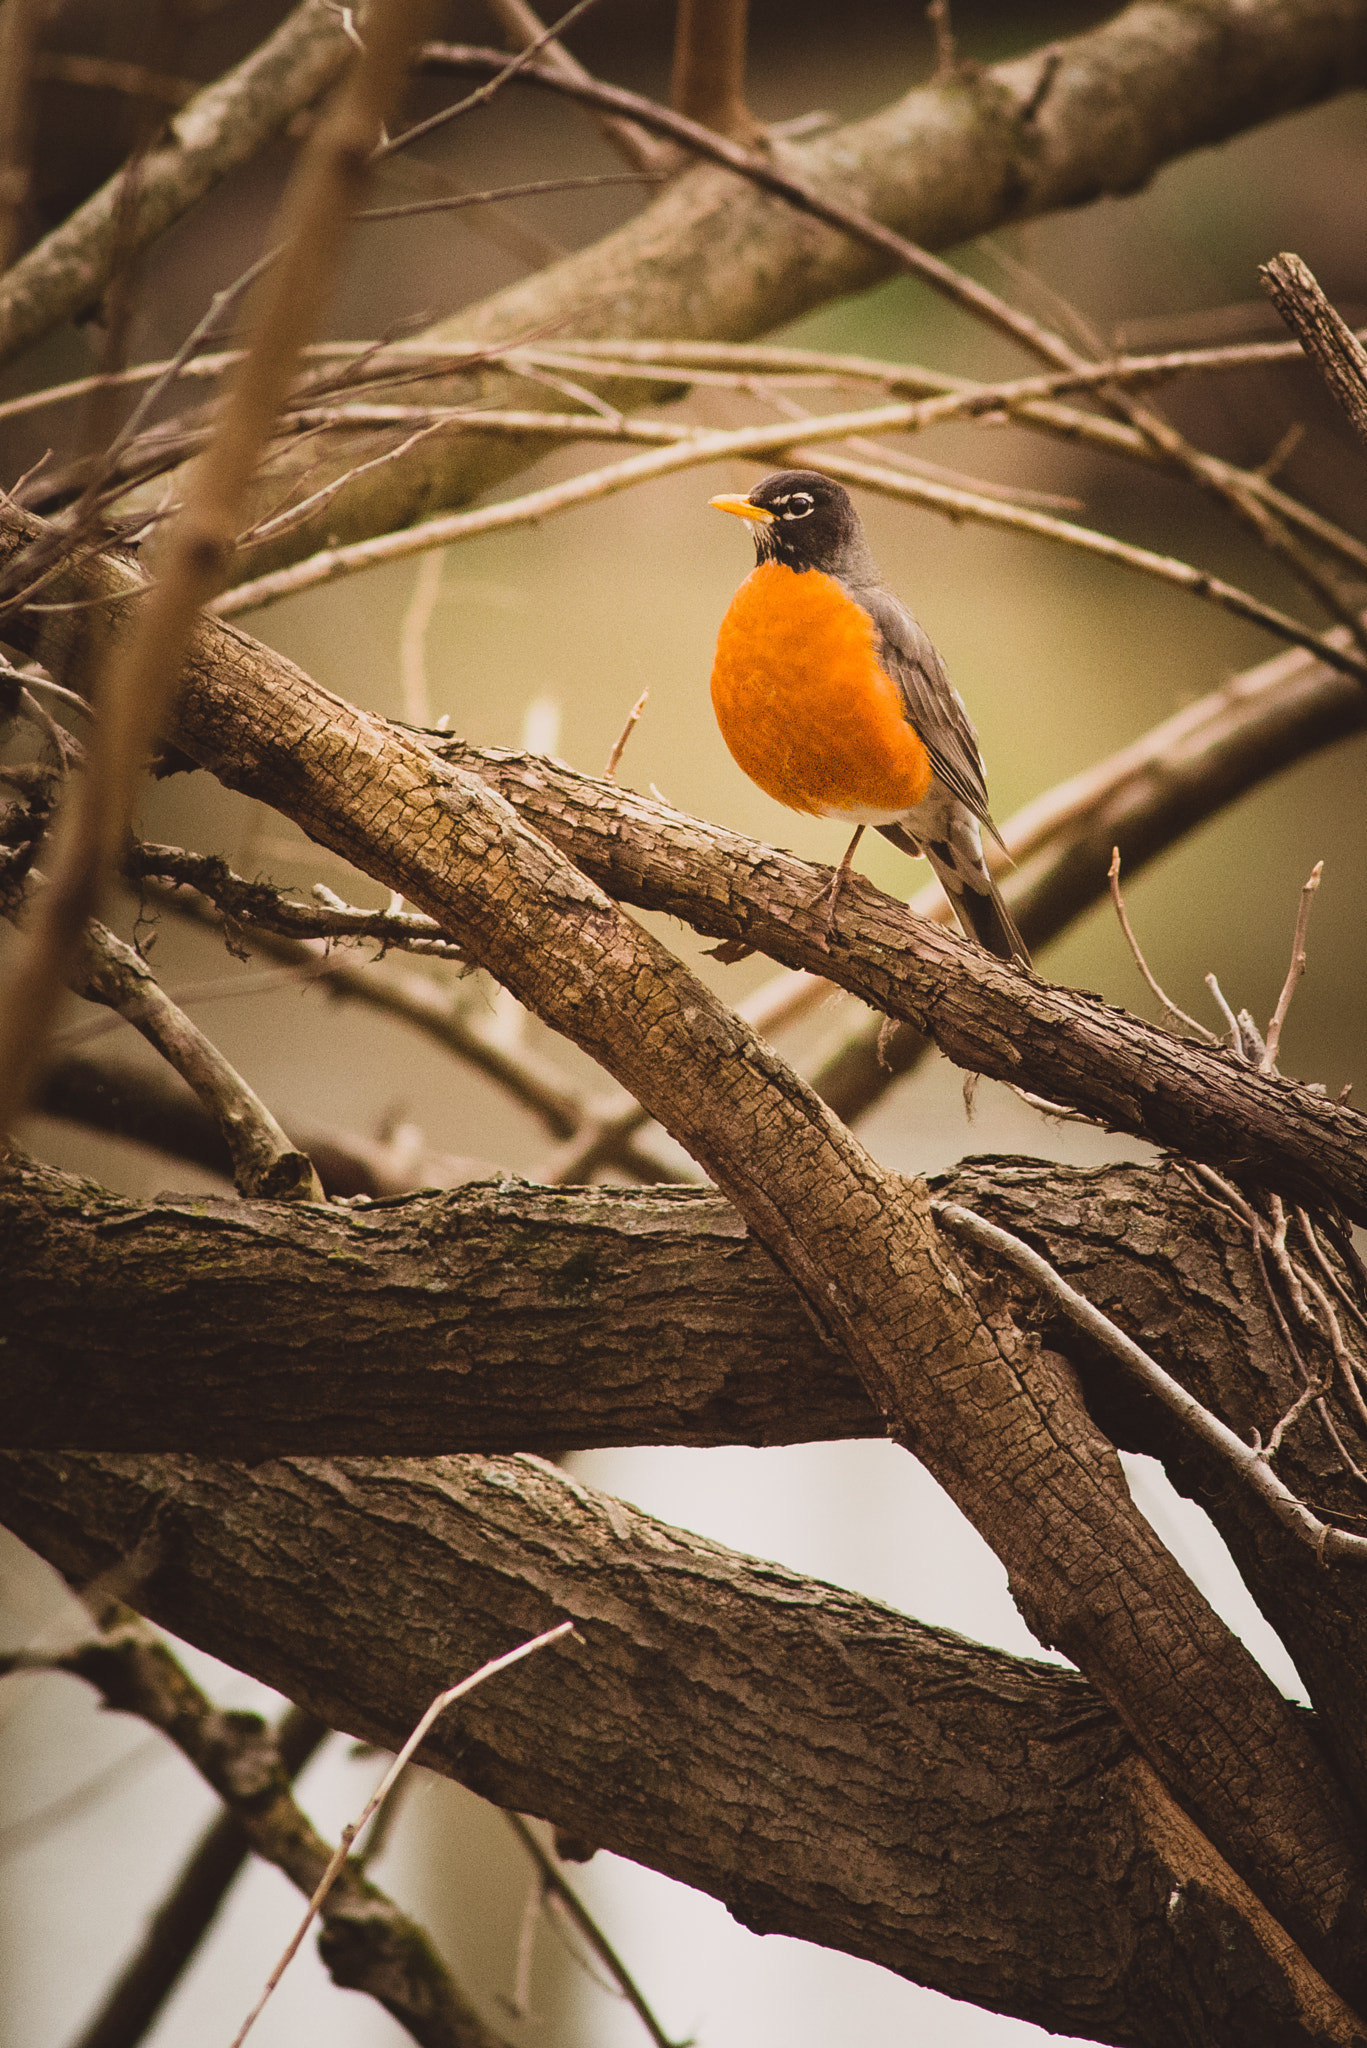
[858, 584, 1002, 843]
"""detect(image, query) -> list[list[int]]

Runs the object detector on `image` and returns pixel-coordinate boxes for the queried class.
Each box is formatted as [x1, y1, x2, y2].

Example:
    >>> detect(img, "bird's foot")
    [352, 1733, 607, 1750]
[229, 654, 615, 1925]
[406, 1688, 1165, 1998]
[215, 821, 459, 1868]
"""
[809, 866, 850, 950]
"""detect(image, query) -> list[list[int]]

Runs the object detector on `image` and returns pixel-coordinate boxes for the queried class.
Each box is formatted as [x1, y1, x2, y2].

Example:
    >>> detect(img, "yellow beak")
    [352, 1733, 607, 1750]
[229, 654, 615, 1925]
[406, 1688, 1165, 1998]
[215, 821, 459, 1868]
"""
[709, 492, 774, 524]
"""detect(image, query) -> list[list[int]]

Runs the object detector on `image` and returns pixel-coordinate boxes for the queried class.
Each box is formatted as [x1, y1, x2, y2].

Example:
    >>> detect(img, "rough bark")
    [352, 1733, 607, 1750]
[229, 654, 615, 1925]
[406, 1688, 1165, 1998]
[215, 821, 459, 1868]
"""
[222, 0, 1367, 574]
[7, 1147, 1367, 1840]
[5, 502, 1367, 1994]
[5, 499, 1366, 1226]
[0, 1446, 1361, 2048]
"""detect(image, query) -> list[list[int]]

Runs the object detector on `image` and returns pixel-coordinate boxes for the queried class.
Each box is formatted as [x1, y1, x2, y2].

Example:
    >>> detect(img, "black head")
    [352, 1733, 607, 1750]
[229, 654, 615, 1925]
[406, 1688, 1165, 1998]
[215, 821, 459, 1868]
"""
[709, 470, 874, 577]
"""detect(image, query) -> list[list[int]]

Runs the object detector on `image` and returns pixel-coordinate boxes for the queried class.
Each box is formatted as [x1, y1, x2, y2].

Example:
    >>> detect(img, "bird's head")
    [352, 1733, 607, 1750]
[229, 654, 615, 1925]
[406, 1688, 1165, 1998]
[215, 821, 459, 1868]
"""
[709, 470, 872, 576]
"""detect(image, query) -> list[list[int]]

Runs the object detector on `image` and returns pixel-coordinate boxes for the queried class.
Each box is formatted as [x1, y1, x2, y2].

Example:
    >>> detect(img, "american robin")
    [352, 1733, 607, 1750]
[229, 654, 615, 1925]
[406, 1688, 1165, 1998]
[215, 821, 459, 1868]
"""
[709, 469, 1030, 967]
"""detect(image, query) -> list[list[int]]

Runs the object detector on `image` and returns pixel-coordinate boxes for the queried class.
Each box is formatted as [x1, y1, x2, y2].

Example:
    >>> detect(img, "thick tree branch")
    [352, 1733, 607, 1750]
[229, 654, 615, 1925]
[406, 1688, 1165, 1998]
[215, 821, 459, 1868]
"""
[227, 0, 1367, 574]
[10, 1146, 1367, 1843]
[0, 1448, 1359, 2048]
[437, 736, 1367, 1224]
[5, 499, 1367, 1968]
[4, 496, 1366, 1222]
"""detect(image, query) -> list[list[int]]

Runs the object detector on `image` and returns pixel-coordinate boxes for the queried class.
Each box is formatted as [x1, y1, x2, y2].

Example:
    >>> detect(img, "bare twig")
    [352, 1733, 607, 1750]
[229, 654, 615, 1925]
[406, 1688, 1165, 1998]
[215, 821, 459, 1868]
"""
[3, 1616, 513, 2048]
[398, 546, 443, 725]
[1261, 252, 1367, 452]
[35, 1048, 494, 1197]
[228, 1620, 576, 2048]
[926, 0, 957, 81]
[935, 1200, 1367, 1564]
[1204, 973, 1243, 1050]
[603, 689, 648, 779]
[71, 1707, 328, 2048]
[503, 1812, 686, 2048]
[1261, 861, 1323, 1073]
[0, 0, 427, 1150]
[71, 916, 325, 1202]
[380, 0, 606, 161]
[133, 867, 675, 1178]
[0, 0, 353, 371]
[126, 841, 465, 954]
[1107, 847, 1218, 1041]
[414, 45, 1367, 643]
[482, 0, 671, 171]
[27, 51, 200, 109]
[0, 327, 1337, 430]
[211, 400, 1367, 688]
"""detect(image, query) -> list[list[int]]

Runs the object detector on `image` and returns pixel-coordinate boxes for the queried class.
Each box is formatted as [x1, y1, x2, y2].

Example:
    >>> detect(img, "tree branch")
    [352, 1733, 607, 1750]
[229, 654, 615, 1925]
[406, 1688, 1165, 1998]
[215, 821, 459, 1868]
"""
[66, 918, 323, 1200]
[6, 495, 1367, 1971]
[30, 1047, 491, 1198]
[11, 1143, 1367, 1843]
[3, 1609, 514, 2048]
[1261, 250, 1367, 451]
[70, 1705, 328, 2048]
[670, 0, 759, 143]
[0, 0, 352, 371]
[482, 0, 671, 171]
[4, 496, 1366, 1224]
[222, 0, 1367, 574]
[0, 1447, 1359, 2048]
[0, 0, 428, 1149]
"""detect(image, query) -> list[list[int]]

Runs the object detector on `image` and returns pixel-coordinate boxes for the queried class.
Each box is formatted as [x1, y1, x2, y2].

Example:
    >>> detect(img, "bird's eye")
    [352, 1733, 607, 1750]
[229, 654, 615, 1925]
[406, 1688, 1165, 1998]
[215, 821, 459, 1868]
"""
[778, 492, 814, 519]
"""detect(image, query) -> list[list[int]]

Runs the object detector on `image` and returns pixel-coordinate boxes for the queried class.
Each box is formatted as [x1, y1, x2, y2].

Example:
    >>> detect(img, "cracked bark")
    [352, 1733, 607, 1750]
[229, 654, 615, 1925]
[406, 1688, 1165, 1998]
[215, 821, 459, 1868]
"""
[8, 1147, 1367, 1844]
[5, 516, 1367, 2000]
[0, 1447, 1363, 2048]
[4, 499, 1366, 1225]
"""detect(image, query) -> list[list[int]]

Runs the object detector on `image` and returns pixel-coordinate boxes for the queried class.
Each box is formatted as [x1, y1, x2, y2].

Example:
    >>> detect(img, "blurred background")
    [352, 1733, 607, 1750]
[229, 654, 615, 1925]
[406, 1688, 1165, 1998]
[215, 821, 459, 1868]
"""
[1, 1, 1364, 2043]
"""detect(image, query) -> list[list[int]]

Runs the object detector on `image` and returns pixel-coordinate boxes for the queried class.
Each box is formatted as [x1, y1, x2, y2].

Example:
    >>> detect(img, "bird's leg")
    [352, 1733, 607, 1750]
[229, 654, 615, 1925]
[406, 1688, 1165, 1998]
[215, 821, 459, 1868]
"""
[811, 825, 865, 942]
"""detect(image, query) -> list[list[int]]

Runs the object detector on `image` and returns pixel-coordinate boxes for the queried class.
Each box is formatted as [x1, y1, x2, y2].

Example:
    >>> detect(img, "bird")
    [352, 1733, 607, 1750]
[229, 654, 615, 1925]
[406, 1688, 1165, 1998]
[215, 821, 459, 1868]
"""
[708, 469, 1030, 967]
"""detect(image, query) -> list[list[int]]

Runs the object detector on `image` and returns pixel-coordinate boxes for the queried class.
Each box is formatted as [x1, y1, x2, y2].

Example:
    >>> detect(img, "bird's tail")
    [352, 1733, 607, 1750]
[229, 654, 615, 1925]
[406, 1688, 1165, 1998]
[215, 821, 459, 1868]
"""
[878, 820, 1031, 969]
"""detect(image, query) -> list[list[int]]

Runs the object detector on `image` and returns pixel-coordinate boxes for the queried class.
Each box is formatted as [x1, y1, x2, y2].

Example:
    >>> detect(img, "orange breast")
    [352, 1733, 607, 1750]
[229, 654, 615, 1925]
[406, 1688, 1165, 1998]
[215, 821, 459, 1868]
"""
[709, 563, 932, 820]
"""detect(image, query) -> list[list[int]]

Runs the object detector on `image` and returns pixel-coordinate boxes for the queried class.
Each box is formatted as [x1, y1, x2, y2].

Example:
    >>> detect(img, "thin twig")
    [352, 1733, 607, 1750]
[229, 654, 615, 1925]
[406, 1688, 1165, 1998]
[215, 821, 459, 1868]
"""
[1204, 973, 1242, 1050]
[6, 1615, 511, 2048]
[603, 689, 648, 779]
[1107, 847, 1217, 1041]
[228, 1620, 577, 2048]
[1261, 861, 1323, 1073]
[70, 1707, 328, 2048]
[70, 916, 325, 1202]
[399, 546, 443, 725]
[127, 842, 465, 954]
[0, 0, 354, 373]
[935, 1199, 1367, 1564]
[381, 0, 608, 160]
[210, 401, 1367, 688]
[503, 1812, 686, 2048]
[412, 41, 1367, 628]
[481, 0, 671, 171]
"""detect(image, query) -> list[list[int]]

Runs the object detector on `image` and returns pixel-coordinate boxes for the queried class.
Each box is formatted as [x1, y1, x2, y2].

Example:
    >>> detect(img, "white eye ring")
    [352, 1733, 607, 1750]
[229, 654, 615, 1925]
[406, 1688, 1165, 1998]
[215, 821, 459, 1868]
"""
[777, 492, 814, 519]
